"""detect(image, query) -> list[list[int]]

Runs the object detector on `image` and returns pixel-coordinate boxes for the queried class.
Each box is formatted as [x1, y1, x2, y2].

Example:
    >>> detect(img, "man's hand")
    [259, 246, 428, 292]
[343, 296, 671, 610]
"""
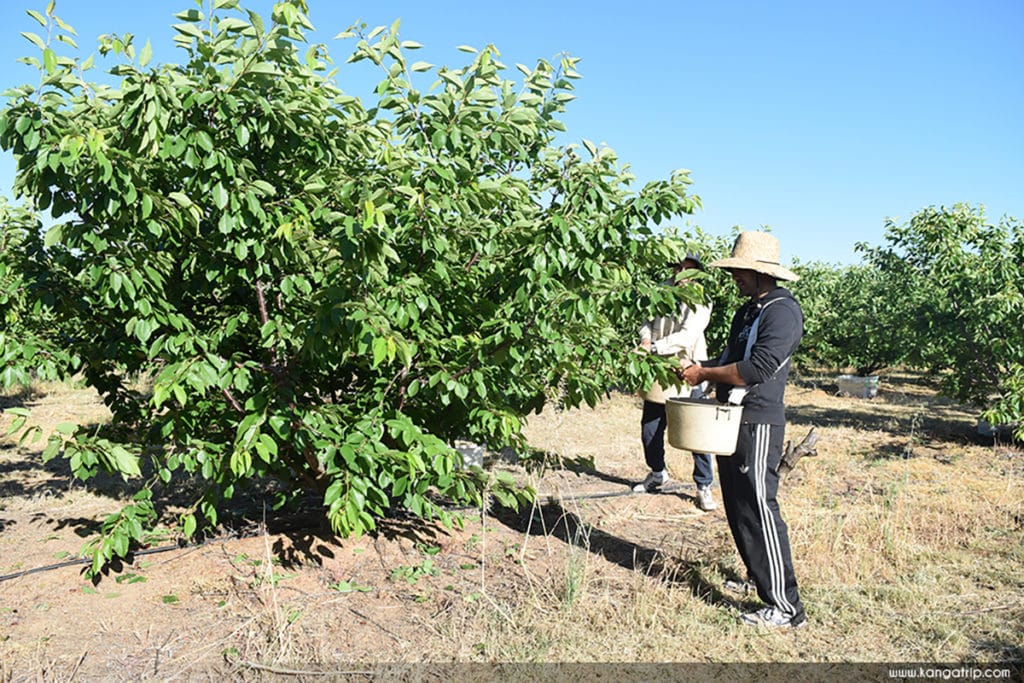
[681, 361, 703, 386]
[682, 362, 745, 387]
[639, 338, 652, 351]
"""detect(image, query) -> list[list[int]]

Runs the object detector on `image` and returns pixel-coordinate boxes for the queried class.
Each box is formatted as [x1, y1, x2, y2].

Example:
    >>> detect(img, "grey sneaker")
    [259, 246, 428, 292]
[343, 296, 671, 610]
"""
[696, 486, 718, 511]
[723, 578, 755, 595]
[740, 606, 806, 629]
[632, 470, 669, 493]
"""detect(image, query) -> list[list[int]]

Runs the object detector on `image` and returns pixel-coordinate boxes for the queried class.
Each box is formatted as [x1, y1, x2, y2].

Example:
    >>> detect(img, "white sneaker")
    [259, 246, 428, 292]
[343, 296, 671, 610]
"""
[697, 486, 718, 511]
[740, 606, 806, 629]
[632, 470, 669, 493]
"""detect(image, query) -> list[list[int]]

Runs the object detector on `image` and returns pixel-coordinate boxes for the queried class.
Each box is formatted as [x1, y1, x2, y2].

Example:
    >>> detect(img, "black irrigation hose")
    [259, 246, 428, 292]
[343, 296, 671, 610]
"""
[445, 482, 691, 512]
[541, 484, 691, 504]
[0, 541, 189, 583]
[0, 483, 685, 583]
[0, 526, 263, 584]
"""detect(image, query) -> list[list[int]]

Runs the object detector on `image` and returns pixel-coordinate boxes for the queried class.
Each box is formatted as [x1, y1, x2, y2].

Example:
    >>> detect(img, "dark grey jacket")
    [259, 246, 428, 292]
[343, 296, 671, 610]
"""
[706, 287, 804, 425]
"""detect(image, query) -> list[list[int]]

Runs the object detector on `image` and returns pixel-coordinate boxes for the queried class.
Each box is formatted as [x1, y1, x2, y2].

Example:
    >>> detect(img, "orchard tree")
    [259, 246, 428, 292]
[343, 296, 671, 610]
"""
[792, 260, 926, 376]
[683, 226, 743, 355]
[859, 204, 1024, 438]
[787, 261, 841, 370]
[611, 225, 736, 359]
[0, 198, 75, 389]
[0, 0, 701, 574]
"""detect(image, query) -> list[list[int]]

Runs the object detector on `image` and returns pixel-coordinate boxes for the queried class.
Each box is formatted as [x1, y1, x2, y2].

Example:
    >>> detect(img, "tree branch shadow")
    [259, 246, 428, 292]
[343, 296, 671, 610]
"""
[491, 499, 749, 610]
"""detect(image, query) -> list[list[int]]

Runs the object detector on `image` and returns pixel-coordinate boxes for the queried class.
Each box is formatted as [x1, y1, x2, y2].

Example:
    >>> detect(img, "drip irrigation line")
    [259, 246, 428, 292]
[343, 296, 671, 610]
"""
[445, 482, 692, 511]
[0, 527, 254, 584]
[0, 482, 689, 583]
[541, 483, 691, 503]
[0, 541, 189, 583]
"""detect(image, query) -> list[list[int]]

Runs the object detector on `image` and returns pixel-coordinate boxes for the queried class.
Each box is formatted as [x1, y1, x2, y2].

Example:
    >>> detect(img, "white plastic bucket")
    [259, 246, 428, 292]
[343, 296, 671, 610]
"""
[665, 397, 743, 455]
[836, 375, 879, 399]
[637, 379, 686, 404]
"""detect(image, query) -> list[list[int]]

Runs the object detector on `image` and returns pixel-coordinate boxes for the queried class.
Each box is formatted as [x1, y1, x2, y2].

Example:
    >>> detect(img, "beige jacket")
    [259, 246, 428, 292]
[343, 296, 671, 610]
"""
[639, 300, 712, 404]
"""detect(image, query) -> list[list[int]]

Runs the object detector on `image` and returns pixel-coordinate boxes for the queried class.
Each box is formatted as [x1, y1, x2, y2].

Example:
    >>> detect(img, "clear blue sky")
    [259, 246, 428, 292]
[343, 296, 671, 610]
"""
[1, 0, 1021, 264]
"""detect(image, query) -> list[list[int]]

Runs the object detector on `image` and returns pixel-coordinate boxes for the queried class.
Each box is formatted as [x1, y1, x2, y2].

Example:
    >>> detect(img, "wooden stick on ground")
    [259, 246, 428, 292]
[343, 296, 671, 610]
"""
[779, 427, 819, 480]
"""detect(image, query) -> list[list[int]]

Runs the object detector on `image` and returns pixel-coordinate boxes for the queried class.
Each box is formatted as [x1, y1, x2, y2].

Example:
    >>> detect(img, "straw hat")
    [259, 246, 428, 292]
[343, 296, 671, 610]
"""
[709, 232, 799, 282]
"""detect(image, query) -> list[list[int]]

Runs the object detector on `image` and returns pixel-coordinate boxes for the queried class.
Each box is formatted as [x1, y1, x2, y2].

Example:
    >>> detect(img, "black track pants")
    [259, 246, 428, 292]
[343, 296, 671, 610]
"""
[717, 423, 804, 619]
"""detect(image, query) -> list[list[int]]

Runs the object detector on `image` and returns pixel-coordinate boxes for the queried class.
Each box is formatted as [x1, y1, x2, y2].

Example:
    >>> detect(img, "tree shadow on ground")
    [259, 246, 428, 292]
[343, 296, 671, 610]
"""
[567, 466, 635, 488]
[1, 419, 457, 575]
[0, 417, 158, 497]
[788, 400, 991, 450]
[0, 443, 78, 499]
[222, 503, 449, 571]
[522, 451, 636, 488]
[0, 387, 43, 411]
[491, 500, 750, 611]
[271, 527, 338, 568]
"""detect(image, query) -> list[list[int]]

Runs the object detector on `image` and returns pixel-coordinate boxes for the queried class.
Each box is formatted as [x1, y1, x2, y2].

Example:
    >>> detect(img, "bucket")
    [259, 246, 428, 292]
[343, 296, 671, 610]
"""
[836, 374, 879, 399]
[453, 440, 484, 468]
[665, 397, 743, 455]
[637, 378, 686, 404]
[638, 382, 667, 404]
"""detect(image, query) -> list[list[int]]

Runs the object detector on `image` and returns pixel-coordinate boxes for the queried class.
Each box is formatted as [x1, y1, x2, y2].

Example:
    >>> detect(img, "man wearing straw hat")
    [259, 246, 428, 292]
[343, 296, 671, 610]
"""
[680, 231, 807, 628]
[634, 254, 719, 512]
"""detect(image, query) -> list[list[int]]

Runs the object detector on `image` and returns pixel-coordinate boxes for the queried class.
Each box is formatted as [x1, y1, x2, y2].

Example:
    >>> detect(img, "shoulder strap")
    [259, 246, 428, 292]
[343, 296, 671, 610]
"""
[743, 297, 786, 360]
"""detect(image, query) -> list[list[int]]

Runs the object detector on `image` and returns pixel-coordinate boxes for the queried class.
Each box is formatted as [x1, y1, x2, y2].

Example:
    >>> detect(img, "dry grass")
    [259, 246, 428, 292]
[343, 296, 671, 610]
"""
[0, 372, 1022, 678]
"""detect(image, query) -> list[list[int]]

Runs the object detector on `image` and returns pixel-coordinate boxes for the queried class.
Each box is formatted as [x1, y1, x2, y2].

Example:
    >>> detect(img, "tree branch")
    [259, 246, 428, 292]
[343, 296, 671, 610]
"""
[255, 280, 269, 326]
[779, 428, 819, 481]
[222, 388, 244, 414]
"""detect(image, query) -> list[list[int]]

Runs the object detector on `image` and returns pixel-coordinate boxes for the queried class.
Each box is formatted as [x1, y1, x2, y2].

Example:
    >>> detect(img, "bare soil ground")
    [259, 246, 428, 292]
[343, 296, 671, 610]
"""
[0, 373, 1021, 681]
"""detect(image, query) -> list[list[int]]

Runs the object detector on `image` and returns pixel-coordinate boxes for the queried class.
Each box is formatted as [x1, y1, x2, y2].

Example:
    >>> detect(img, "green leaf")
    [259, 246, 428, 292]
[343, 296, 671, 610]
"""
[246, 62, 282, 76]
[216, 17, 250, 33]
[42, 48, 57, 74]
[173, 9, 202, 21]
[109, 445, 142, 477]
[195, 130, 213, 152]
[21, 31, 46, 50]
[246, 9, 264, 35]
[372, 336, 387, 367]
[43, 224, 63, 247]
[42, 436, 62, 462]
[138, 39, 152, 68]
[115, 573, 147, 585]
[212, 183, 228, 210]
[26, 10, 46, 27]
[172, 23, 204, 40]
